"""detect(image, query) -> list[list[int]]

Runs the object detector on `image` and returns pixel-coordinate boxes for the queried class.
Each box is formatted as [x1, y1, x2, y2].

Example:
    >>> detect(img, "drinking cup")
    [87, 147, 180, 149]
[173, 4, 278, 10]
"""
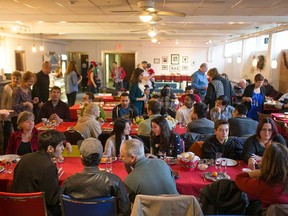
[106, 156, 113, 173]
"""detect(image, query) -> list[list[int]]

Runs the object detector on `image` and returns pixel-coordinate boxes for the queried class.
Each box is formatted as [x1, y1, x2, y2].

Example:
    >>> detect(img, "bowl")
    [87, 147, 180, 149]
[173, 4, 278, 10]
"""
[198, 163, 208, 171]
[178, 159, 198, 171]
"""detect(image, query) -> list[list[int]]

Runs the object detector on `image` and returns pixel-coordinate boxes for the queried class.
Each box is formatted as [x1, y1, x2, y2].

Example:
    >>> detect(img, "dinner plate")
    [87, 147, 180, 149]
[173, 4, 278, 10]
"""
[0, 166, 4, 173]
[37, 126, 54, 130]
[0, 154, 20, 162]
[219, 158, 237, 166]
[204, 172, 230, 182]
[100, 156, 117, 164]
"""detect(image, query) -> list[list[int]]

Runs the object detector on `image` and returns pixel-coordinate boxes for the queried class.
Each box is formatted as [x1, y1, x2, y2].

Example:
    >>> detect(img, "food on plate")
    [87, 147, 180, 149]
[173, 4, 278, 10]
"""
[100, 157, 107, 163]
[212, 172, 218, 177]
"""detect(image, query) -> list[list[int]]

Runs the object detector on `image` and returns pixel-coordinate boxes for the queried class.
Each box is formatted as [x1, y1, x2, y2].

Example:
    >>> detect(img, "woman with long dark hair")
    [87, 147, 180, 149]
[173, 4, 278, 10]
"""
[150, 116, 183, 157]
[129, 68, 147, 115]
[104, 118, 131, 157]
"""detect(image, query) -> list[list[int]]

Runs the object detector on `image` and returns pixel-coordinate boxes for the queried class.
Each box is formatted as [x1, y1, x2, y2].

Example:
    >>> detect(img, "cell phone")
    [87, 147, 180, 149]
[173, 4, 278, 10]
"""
[172, 171, 179, 179]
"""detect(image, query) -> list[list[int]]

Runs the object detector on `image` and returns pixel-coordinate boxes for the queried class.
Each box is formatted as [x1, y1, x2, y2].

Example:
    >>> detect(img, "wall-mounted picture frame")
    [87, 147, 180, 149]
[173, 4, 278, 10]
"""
[162, 65, 168, 70]
[171, 54, 179, 65]
[170, 65, 181, 72]
[182, 65, 188, 71]
[154, 58, 160, 64]
[162, 56, 168, 64]
[182, 56, 188, 63]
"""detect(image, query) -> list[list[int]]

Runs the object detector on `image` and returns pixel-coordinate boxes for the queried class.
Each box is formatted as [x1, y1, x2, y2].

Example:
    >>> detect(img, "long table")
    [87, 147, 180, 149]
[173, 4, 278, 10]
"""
[0, 157, 247, 197]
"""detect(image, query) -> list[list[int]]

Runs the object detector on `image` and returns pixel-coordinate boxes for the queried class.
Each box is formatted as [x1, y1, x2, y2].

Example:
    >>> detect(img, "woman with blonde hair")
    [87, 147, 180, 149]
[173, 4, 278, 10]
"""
[64, 60, 82, 107]
[236, 142, 288, 208]
[6, 111, 39, 155]
[11, 71, 39, 131]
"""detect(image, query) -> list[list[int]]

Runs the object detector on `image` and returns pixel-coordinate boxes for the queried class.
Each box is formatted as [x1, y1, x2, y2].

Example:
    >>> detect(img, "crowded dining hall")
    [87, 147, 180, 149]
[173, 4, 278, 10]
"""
[1, 1, 288, 215]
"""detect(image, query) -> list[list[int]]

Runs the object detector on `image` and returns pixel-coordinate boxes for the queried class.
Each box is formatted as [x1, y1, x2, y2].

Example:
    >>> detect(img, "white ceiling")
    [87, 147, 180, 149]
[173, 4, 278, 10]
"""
[0, 0, 288, 45]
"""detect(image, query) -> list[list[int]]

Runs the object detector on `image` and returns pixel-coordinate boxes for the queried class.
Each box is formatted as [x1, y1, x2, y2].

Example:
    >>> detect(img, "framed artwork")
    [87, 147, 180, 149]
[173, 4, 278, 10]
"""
[171, 54, 179, 65]
[169, 65, 181, 73]
[182, 56, 188, 63]
[162, 65, 168, 70]
[154, 58, 160, 64]
[162, 56, 168, 64]
[182, 65, 188, 71]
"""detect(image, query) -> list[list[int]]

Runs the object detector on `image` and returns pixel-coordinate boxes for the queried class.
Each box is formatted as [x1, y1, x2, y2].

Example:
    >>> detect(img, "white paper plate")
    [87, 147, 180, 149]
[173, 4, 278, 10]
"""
[0, 154, 20, 162]
[220, 158, 237, 166]
[0, 166, 4, 173]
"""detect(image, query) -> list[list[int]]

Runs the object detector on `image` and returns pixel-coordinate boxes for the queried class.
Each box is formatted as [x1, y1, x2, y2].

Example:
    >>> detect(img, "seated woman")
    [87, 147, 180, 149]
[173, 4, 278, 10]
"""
[242, 117, 286, 164]
[236, 142, 288, 209]
[150, 116, 183, 157]
[103, 118, 131, 157]
[6, 111, 39, 155]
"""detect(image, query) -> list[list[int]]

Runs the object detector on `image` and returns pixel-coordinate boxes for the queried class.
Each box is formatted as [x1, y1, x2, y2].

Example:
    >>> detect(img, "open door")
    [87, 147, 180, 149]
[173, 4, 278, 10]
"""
[15, 51, 26, 72]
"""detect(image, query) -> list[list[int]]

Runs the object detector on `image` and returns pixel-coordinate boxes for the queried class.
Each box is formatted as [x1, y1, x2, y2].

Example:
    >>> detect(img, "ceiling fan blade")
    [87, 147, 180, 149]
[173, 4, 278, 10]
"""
[110, 10, 139, 13]
[156, 10, 185, 17]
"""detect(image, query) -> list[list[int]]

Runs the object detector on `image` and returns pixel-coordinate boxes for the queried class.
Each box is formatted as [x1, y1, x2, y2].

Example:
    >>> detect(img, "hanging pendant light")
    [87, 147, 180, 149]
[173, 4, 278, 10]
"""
[271, 59, 277, 69]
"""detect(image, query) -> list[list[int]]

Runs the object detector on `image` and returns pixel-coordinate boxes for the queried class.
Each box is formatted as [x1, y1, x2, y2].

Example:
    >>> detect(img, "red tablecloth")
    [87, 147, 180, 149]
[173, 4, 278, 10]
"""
[0, 157, 247, 197]
[35, 122, 77, 133]
[95, 96, 115, 102]
[271, 113, 288, 122]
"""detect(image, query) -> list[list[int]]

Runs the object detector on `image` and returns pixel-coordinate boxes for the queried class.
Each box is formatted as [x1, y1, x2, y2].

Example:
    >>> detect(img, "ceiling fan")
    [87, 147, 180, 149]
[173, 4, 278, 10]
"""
[112, 0, 185, 22]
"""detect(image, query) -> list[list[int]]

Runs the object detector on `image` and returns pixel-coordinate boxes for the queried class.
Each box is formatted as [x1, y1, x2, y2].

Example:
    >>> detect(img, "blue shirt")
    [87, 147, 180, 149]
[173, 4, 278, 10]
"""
[191, 70, 208, 94]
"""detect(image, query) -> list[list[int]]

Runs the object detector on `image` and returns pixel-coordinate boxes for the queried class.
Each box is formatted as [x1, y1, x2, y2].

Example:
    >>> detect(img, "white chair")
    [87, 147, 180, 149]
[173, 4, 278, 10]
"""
[131, 194, 203, 216]
[264, 204, 288, 216]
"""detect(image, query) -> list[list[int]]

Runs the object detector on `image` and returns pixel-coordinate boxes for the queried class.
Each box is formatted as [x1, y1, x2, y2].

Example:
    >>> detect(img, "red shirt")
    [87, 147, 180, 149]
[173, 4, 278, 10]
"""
[179, 94, 202, 103]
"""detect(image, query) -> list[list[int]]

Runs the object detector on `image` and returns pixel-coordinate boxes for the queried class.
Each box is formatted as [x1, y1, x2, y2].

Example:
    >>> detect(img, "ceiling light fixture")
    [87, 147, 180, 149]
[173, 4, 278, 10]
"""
[39, 33, 44, 51]
[139, 11, 153, 22]
[252, 27, 259, 67]
[227, 57, 232, 63]
[148, 30, 157, 37]
[32, 24, 36, 53]
[151, 38, 157, 43]
[252, 56, 258, 67]
[237, 56, 241, 63]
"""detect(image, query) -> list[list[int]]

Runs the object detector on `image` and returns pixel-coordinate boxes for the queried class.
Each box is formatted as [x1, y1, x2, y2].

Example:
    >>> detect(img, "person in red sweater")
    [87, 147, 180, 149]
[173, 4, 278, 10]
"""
[235, 142, 288, 209]
[179, 86, 201, 105]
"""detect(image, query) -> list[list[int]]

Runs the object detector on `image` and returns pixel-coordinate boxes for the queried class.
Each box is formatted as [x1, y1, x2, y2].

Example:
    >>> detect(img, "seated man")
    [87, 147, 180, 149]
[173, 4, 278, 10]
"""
[187, 103, 214, 135]
[210, 95, 234, 122]
[176, 94, 196, 125]
[202, 120, 243, 160]
[38, 86, 70, 123]
[112, 92, 138, 121]
[81, 92, 106, 122]
[228, 104, 258, 137]
[138, 100, 172, 136]
[62, 137, 131, 216]
[74, 102, 102, 139]
[178, 85, 201, 104]
[120, 139, 178, 203]
[11, 130, 66, 216]
[263, 79, 278, 99]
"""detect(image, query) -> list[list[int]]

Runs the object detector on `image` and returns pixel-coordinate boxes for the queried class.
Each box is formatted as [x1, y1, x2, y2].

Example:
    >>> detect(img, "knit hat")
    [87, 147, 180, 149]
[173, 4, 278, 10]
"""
[79, 138, 103, 157]
[91, 61, 97, 67]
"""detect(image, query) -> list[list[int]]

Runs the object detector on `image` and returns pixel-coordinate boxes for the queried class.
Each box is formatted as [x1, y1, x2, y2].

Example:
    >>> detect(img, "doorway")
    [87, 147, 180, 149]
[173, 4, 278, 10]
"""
[15, 51, 26, 72]
[104, 52, 135, 90]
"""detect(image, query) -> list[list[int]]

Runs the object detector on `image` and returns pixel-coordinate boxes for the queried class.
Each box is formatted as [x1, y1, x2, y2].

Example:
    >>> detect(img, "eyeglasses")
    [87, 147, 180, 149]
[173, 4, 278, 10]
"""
[261, 128, 272, 132]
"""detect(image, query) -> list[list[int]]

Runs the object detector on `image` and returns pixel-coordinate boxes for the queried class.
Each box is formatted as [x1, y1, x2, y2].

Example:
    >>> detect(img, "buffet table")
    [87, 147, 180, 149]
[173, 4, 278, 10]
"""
[0, 157, 247, 197]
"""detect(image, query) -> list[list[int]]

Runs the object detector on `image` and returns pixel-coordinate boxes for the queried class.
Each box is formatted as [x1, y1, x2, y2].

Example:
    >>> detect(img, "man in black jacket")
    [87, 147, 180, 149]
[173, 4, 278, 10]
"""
[112, 92, 138, 121]
[62, 138, 131, 216]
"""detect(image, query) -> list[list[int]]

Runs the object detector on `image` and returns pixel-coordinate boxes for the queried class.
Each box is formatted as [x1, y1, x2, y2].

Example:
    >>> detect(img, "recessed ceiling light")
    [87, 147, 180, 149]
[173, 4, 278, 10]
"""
[38, 21, 44, 24]
[60, 21, 66, 24]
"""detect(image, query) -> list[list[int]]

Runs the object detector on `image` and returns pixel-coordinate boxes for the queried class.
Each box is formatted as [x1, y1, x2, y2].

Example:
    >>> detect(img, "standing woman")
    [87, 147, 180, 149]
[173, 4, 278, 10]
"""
[129, 68, 146, 115]
[6, 111, 39, 155]
[103, 118, 132, 157]
[87, 61, 100, 93]
[1, 71, 22, 153]
[242, 73, 265, 121]
[64, 60, 82, 107]
[11, 71, 39, 131]
[150, 116, 183, 157]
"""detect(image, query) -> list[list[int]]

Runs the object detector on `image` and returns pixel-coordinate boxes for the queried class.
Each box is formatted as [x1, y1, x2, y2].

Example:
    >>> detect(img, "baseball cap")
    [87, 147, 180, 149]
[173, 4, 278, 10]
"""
[79, 138, 103, 157]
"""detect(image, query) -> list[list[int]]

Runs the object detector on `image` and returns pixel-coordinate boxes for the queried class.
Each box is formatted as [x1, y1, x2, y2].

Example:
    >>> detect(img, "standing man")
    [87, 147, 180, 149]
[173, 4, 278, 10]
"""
[120, 139, 178, 203]
[191, 63, 208, 101]
[11, 130, 65, 216]
[32, 61, 52, 122]
[147, 63, 155, 89]
[111, 61, 126, 91]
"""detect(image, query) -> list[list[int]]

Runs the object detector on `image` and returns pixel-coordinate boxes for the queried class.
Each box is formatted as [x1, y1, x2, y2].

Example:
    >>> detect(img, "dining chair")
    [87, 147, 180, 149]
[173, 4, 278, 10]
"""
[131, 194, 203, 216]
[0, 191, 47, 216]
[257, 112, 271, 122]
[273, 117, 286, 137]
[188, 141, 205, 159]
[263, 203, 288, 216]
[60, 195, 117, 216]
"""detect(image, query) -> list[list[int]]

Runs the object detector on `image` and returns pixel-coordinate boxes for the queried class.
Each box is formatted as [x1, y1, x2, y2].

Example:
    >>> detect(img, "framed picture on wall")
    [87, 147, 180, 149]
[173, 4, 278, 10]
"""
[154, 58, 160, 64]
[182, 56, 188, 63]
[171, 54, 179, 65]
[182, 65, 188, 71]
[162, 65, 168, 70]
[162, 56, 168, 64]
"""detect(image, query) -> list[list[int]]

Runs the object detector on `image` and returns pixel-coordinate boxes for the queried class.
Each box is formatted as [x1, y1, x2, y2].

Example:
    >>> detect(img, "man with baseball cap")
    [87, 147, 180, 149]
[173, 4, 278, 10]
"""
[62, 138, 130, 216]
